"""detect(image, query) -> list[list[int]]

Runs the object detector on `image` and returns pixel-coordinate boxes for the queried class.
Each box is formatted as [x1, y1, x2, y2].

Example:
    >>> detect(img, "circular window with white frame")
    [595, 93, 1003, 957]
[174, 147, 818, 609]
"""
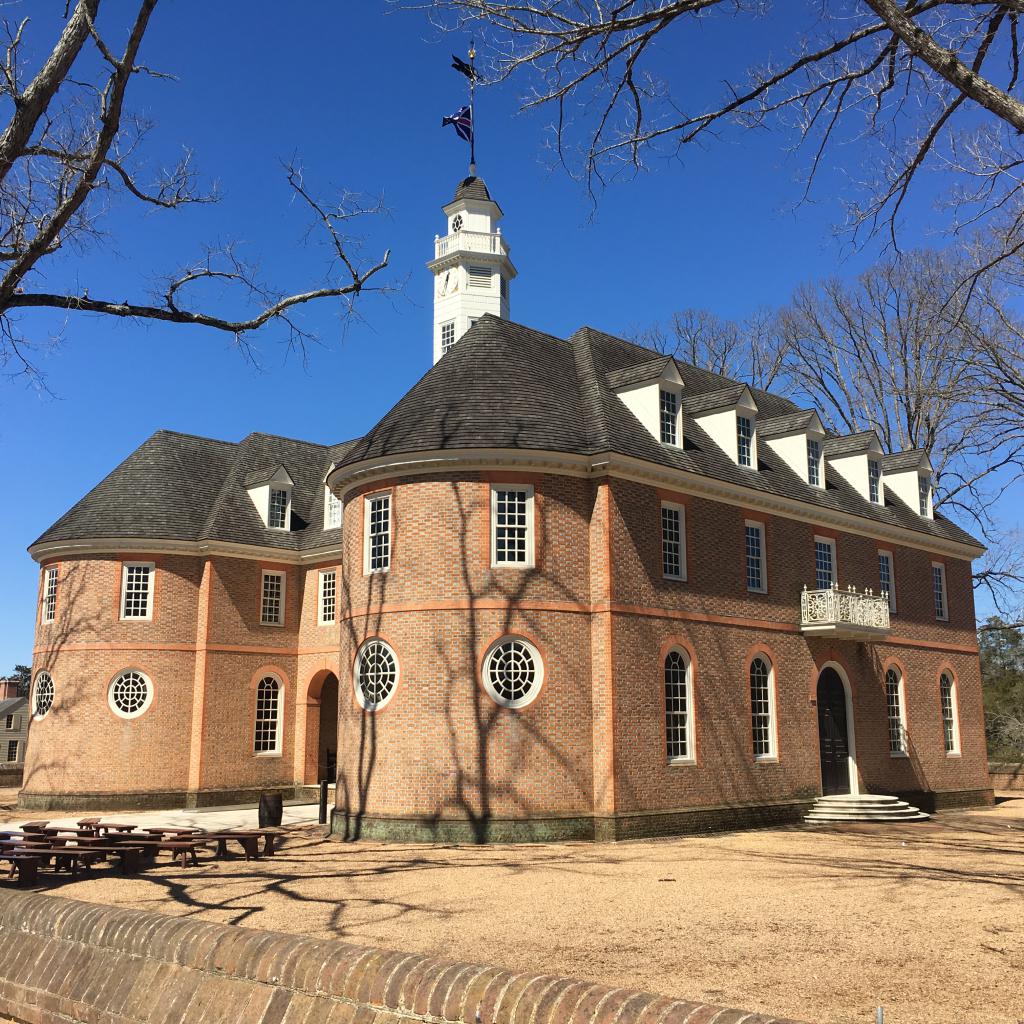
[108, 669, 153, 719]
[354, 639, 399, 711]
[482, 637, 544, 709]
[33, 671, 54, 719]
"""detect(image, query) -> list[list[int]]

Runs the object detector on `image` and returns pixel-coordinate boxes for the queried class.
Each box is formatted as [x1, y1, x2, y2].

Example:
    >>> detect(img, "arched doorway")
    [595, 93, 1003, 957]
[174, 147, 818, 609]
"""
[305, 671, 339, 785]
[816, 667, 854, 795]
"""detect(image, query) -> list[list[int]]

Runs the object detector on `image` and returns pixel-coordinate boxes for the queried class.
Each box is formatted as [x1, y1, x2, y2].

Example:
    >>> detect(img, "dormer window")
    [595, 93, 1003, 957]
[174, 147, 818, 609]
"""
[868, 459, 882, 504]
[919, 475, 931, 517]
[737, 416, 754, 468]
[660, 389, 679, 445]
[268, 488, 289, 530]
[325, 487, 342, 530]
[807, 439, 822, 487]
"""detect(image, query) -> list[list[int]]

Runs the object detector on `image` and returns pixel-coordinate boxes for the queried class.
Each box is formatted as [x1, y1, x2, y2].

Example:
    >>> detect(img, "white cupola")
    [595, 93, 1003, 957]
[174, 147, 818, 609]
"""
[427, 175, 517, 364]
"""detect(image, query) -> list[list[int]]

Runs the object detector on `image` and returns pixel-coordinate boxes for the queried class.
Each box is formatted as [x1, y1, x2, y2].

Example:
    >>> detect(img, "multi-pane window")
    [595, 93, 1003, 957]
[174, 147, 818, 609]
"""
[108, 670, 151, 718]
[492, 486, 533, 566]
[254, 676, 281, 754]
[5, 741, 17, 762]
[940, 672, 960, 754]
[885, 667, 907, 755]
[665, 650, 694, 762]
[261, 571, 285, 625]
[440, 320, 456, 354]
[737, 415, 754, 467]
[659, 389, 678, 445]
[745, 522, 766, 593]
[366, 493, 391, 572]
[919, 475, 931, 516]
[319, 569, 336, 625]
[483, 637, 543, 708]
[268, 488, 289, 530]
[814, 538, 836, 590]
[33, 673, 53, 718]
[932, 563, 948, 621]
[120, 563, 154, 620]
[325, 488, 343, 529]
[41, 566, 57, 623]
[807, 439, 822, 487]
[355, 639, 399, 711]
[878, 551, 896, 613]
[661, 503, 685, 580]
[4, 716, 12, 730]
[868, 459, 882, 504]
[750, 655, 776, 759]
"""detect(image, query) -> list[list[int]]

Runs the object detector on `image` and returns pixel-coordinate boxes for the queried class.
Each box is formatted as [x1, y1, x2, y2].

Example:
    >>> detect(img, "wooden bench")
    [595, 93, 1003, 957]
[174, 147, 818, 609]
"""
[130, 839, 202, 868]
[0, 853, 41, 886]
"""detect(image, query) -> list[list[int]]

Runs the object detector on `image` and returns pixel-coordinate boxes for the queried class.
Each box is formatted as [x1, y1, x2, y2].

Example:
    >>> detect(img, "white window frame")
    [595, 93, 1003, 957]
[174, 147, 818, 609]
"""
[745, 520, 767, 594]
[107, 669, 153, 720]
[868, 458, 882, 504]
[440, 320, 456, 354]
[354, 638, 400, 712]
[41, 566, 58, 624]
[324, 487, 343, 530]
[661, 502, 687, 581]
[253, 674, 283, 756]
[736, 414, 755, 468]
[267, 486, 291, 531]
[260, 570, 286, 626]
[32, 672, 53, 720]
[363, 492, 391, 574]
[482, 636, 544, 709]
[5, 740, 17, 763]
[940, 672, 961, 756]
[318, 568, 337, 626]
[807, 438, 823, 487]
[659, 389, 680, 446]
[919, 474, 932, 517]
[932, 561, 949, 621]
[814, 536, 837, 590]
[119, 562, 155, 621]
[885, 667, 908, 757]
[750, 655, 778, 761]
[490, 484, 535, 568]
[665, 648, 696, 764]
[878, 550, 896, 614]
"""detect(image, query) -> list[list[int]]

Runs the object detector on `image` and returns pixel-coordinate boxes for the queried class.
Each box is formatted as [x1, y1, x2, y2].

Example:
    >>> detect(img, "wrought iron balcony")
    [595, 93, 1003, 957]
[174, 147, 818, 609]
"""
[800, 584, 891, 639]
[434, 229, 508, 259]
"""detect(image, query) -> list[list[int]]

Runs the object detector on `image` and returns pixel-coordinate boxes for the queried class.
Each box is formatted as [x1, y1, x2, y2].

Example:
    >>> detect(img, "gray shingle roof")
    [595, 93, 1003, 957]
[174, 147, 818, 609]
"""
[33, 316, 981, 556]
[0, 698, 26, 717]
[823, 431, 880, 456]
[605, 356, 675, 390]
[882, 449, 929, 471]
[453, 175, 497, 206]
[683, 384, 748, 415]
[758, 411, 819, 438]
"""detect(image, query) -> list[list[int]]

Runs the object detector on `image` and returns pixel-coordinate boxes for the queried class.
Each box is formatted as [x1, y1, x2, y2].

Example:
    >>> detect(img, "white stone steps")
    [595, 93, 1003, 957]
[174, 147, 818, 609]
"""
[805, 793, 929, 824]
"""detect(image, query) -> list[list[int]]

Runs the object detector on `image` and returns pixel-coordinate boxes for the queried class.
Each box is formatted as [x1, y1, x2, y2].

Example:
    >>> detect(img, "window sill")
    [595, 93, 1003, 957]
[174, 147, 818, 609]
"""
[259, 621, 286, 628]
[945, 751, 962, 759]
[318, 620, 337, 628]
[754, 756, 779, 765]
[254, 751, 282, 759]
[668, 757, 697, 767]
[889, 751, 909, 759]
[747, 587, 768, 596]
[119, 617, 154, 623]
[663, 575, 687, 583]
[364, 567, 390, 577]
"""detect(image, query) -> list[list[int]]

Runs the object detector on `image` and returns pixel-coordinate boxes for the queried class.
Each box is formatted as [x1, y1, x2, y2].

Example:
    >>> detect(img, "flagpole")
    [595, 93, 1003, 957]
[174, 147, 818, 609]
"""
[468, 40, 476, 175]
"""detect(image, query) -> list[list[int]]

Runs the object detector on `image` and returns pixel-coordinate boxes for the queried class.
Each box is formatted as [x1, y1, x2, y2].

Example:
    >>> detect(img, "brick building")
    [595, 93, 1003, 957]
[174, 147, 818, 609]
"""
[23, 176, 992, 837]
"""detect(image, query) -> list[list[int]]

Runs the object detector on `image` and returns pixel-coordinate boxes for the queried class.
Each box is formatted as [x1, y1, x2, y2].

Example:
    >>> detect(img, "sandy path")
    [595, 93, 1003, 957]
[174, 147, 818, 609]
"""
[3, 795, 1021, 1024]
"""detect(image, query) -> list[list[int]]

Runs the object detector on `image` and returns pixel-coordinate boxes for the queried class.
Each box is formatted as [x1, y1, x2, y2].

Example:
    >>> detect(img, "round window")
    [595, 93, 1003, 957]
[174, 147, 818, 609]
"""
[354, 639, 398, 711]
[33, 672, 54, 719]
[452, 214, 463, 232]
[108, 670, 152, 719]
[483, 637, 543, 709]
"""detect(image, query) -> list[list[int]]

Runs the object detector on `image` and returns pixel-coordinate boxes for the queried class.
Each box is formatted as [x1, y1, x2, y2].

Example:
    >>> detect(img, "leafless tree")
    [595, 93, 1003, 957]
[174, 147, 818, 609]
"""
[0, 1, 390, 382]
[417, 1, 1024, 259]
[630, 307, 789, 390]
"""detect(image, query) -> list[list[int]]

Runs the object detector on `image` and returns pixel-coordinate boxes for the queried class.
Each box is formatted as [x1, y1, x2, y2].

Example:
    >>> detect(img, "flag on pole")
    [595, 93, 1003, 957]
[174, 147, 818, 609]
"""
[451, 54, 477, 80]
[442, 105, 474, 143]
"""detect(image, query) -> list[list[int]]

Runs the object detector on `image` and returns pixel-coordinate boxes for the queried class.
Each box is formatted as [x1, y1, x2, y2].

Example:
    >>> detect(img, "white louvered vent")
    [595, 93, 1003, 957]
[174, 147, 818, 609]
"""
[468, 266, 491, 289]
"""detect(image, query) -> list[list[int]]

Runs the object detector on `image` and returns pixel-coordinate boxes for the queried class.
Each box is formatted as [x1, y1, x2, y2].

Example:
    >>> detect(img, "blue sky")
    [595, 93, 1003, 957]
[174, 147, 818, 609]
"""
[0, 2, 1009, 668]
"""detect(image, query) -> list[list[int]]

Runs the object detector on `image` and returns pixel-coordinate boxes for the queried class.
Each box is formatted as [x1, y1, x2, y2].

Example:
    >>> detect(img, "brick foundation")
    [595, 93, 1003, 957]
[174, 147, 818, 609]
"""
[0, 891, 804, 1024]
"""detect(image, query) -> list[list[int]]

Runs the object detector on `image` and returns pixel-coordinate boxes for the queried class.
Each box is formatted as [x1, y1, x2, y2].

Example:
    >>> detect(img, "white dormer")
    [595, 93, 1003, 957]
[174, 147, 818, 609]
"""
[760, 411, 826, 486]
[688, 385, 759, 467]
[822, 431, 884, 503]
[882, 449, 934, 518]
[246, 465, 294, 530]
[606, 357, 684, 446]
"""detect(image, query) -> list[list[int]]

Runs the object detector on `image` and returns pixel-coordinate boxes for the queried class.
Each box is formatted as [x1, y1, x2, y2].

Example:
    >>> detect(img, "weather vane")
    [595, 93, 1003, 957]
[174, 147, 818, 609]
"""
[442, 41, 479, 175]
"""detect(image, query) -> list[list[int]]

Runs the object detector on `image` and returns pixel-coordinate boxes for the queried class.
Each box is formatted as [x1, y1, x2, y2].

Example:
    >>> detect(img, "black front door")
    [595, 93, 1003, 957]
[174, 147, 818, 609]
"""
[816, 668, 851, 796]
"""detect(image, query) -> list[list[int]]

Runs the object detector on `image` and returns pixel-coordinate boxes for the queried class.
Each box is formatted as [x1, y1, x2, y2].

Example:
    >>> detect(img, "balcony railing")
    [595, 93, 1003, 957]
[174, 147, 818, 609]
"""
[434, 229, 508, 259]
[800, 584, 891, 639]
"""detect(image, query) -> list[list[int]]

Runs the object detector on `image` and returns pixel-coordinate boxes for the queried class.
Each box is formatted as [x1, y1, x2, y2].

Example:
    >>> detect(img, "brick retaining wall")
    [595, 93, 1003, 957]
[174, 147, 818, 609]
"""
[0, 891, 804, 1024]
[989, 762, 1024, 790]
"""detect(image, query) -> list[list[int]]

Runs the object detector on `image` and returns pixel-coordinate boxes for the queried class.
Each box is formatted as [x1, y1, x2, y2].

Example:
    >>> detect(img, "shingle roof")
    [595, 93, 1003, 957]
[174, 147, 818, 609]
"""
[242, 465, 292, 489]
[453, 175, 495, 205]
[0, 698, 26, 717]
[683, 384, 749, 415]
[605, 356, 675, 390]
[758, 411, 819, 438]
[823, 431, 880, 456]
[33, 316, 981, 556]
[882, 449, 930, 471]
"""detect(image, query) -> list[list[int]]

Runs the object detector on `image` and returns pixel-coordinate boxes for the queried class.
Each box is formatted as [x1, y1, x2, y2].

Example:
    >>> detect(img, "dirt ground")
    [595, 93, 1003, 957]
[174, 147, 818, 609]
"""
[1, 793, 1021, 1024]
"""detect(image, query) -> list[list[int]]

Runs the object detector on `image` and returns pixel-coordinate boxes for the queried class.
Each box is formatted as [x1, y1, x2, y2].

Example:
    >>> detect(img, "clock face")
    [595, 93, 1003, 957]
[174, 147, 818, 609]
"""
[452, 214, 463, 232]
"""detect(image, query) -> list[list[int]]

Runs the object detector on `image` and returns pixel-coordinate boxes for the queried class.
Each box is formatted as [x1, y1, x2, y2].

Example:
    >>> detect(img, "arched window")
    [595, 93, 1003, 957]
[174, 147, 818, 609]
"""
[354, 639, 399, 711]
[665, 649, 694, 762]
[885, 667, 907, 755]
[33, 672, 54, 719]
[108, 670, 152, 719]
[940, 672, 961, 755]
[482, 637, 543, 709]
[254, 675, 282, 754]
[750, 655, 776, 759]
